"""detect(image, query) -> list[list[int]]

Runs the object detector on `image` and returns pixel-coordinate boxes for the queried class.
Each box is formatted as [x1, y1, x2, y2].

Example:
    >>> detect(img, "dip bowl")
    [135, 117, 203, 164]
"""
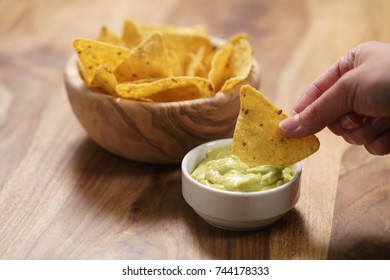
[181, 138, 302, 231]
[64, 38, 260, 164]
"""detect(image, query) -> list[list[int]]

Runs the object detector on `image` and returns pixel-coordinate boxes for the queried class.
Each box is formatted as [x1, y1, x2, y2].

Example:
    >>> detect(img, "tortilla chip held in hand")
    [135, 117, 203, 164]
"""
[232, 85, 320, 167]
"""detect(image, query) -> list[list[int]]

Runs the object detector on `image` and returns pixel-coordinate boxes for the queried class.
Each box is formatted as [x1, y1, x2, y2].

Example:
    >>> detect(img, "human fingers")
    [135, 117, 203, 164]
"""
[280, 47, 359, 136]
[293, 47, 357, 114]
[364, 129, 390, 155]
[340, 117, 389, 145]
[328, 112, 363, 136]
[326, 113, 390, 155]
[280, 70, 357, 137]
[280, 42, 390, 138]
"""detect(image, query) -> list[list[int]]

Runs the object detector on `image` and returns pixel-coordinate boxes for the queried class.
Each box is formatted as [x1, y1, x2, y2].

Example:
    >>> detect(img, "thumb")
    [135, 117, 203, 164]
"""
[279, 105, 326, 137]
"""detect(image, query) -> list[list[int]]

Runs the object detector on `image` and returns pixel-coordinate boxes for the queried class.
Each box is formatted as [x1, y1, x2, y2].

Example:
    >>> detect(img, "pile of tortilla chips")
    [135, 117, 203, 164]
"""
[73, 19, 253, 102]
[232, 85, 320, 167]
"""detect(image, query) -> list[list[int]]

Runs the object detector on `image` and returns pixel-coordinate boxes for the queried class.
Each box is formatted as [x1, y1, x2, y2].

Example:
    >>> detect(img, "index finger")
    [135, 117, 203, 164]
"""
[294, 47, 357, 114]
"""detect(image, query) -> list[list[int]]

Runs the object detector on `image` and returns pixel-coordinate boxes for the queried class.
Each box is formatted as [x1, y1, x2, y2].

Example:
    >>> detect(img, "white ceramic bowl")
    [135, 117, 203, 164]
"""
[181, 138, 302, 231]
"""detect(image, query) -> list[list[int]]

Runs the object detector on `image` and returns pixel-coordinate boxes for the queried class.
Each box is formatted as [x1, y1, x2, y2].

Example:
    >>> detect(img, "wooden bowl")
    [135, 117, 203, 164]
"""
[64, 43, 260, 164]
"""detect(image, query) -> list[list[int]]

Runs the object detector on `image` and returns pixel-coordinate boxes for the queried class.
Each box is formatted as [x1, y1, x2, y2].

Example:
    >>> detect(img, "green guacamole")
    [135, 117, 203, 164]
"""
[191, 145, 293, 192]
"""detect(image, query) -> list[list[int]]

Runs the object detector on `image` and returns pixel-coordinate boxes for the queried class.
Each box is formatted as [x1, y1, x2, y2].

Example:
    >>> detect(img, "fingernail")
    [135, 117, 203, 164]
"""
[279, 114, 300, 132]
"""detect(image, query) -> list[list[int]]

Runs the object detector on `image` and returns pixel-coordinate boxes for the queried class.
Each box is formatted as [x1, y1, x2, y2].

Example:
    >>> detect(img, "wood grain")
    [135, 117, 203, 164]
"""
[0, 0, 389, 260]
[328, 146, 390, 259]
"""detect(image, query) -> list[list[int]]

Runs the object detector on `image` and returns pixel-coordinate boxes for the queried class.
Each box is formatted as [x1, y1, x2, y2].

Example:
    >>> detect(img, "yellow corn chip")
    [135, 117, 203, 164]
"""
[97, 26, 123, 45]
[167, 49, 184, 76]
[140, 25, 213, 74]
[186, 46, 207, 77]
[72, 20, 255, 103]
[73, 38, 130, 84]
[232, 85, 320, 167]
[116, 76, 214, 102]
[89, 65, 118, 96]
[221, 34, 253, 92]
[114, 32, 173, 83]
[201, 45, 216, 73]
[121, 19, 142, 48]
[208, 41, 234, 92]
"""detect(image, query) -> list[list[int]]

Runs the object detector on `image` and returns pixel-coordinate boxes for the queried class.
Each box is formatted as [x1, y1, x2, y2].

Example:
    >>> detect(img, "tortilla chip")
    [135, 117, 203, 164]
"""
[208, 41, 234, 92]
[116, 76, 214, 102]
[72, 20, 255, 103]
[167, 49, 184, 76]
[208, 33, 252, 92]
[139, 25, 213, 74]
[97, 26, 123, 45]
[121, 19, 142, 48]
[89, 65, 118, 96]
[221, 34, 253, 92]
[73, 38, 130, 84]
[232, 85, 320, 167]
[114, 32, 173, 83]
[186, 46, 208, 77]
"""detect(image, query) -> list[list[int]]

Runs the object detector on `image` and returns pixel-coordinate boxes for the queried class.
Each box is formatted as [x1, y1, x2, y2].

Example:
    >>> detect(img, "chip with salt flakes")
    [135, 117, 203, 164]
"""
[208, 40, 234, 92]
[208, 33, 252, 93]
[114, 32, 173, 83]
[89, 65, 118, 96]
[72, 20, 255, 102]
[116, 76, 214, 102]
[221, 33, 253, 92]
[73, 38, 130, 85]
[232, 85, 320, 167]
[140, 25, 213, 74]
[121, 19, 143, 48]
[97, 26, 123, 46]
[186, 46, 208, 77]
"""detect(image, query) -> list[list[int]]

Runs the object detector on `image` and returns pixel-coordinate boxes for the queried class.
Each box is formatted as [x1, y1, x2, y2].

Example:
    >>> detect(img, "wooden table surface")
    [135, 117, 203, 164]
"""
[1, 0, 389, 260]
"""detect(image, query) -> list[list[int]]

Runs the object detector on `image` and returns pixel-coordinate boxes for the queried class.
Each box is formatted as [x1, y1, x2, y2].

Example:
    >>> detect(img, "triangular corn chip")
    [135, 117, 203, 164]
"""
[114, 32, 173, 83]
[116, 76, 214, 102]
[208, 33, 252, 92]
[97, 26, 123, 45]
[186, 46, 208, 77]
[232, 85, 320, 167]
[121, 19, 143, 48]
[89, 65, 118, 96]
[73, 38, 130, 84]
[221, 34, 253, 92]
[208, 42, 234, 92]
[140, 25, 213, 74]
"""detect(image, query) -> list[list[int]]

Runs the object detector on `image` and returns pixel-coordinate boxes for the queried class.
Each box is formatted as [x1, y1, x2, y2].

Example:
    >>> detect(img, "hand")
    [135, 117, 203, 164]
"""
[279, 41, 390, 155]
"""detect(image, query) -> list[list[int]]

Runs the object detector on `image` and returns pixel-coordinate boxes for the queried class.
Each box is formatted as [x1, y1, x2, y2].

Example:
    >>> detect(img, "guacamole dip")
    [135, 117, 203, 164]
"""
[191, 145, 293, 192]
